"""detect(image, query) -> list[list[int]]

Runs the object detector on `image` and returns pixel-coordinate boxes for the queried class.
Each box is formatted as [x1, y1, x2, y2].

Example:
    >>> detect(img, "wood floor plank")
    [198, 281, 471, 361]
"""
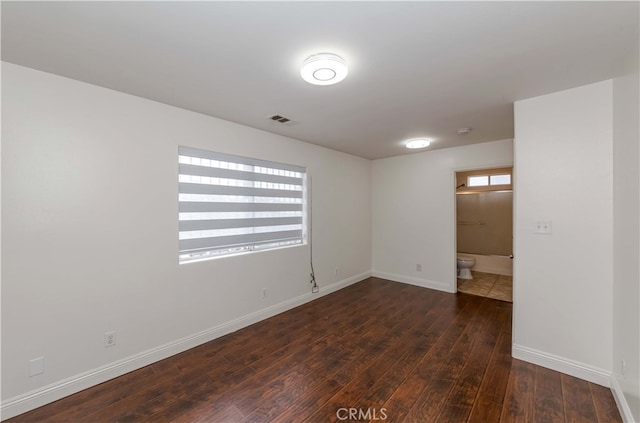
[267, 356, 366, 423]
[472, 308, 512, 406]
[433, 299, 507, 422]
[302, 286, 445, 422]
[83, 374, 218, 422]
[232, 280, 432, 421]
[534, 366, 565, 423]
[382, 294, 480, 416]
[8, 365, 158, 422]
[5, 278, 623, 423]
[534, 388, 566, 423]
[500, 359, 536, 422]
[468, 397, 504, 423]
[467, 304, 511, 423]
[403, 297, 506, 422]
[562, 373, 599, 422]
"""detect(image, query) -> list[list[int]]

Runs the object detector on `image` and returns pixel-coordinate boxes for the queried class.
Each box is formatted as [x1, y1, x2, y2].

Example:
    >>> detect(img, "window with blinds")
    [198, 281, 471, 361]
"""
[178, 146, 306, 263]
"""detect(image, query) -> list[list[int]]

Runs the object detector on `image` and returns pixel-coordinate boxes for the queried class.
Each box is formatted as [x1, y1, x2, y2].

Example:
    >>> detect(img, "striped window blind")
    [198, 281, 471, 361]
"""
[178, 146, 306, 263]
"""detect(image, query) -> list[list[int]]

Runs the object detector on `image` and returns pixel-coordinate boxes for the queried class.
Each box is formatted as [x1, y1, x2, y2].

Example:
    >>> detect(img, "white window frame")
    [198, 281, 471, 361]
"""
[467, 173, 512, 188]
[178, 146, 307, 263]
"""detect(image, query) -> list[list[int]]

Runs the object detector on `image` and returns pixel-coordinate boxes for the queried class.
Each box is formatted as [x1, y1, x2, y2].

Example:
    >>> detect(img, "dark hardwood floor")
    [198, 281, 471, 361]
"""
[7, 278, 621, 422]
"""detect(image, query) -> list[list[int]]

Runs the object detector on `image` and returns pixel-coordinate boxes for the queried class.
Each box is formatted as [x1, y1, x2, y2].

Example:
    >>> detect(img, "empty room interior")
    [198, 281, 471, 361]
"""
[2, 2, 639, 422]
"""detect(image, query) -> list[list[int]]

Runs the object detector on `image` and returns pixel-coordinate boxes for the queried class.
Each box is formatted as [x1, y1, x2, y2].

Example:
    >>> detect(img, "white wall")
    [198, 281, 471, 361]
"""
[1, 63, 372, 417]
[612, 70, 640, 421]
[371, 139, 513, 293]
[513, 81, 614, 386]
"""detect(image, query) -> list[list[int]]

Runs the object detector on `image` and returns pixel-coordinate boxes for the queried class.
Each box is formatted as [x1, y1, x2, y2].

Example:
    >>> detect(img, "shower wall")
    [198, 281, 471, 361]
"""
[456, 190, 513, 256]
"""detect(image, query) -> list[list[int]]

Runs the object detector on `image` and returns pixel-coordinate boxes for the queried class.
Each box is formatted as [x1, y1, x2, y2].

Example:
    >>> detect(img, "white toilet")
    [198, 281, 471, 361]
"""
[457, 256, 476, 279]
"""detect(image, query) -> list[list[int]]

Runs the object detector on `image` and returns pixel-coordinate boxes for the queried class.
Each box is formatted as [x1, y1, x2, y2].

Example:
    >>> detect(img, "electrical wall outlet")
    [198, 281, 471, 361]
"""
[534, 221, 552, 234]
[29, 357, 44, 377]
[104, 331, 116, 348]
[262, 288, 267, 299]
[416, 264, 422, 272]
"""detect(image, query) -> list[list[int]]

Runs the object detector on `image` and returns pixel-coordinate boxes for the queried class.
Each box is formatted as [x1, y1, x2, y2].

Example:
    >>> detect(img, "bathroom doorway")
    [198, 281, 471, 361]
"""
[455, 167, 513, 302]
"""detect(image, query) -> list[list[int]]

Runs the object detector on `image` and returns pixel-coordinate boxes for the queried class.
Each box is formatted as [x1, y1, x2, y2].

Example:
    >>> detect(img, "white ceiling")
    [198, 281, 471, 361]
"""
[2, 1, 638, 159]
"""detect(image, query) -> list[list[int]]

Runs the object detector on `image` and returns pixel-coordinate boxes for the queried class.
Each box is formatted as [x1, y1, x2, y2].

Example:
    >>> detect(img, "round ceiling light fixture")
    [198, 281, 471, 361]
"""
[405, 138, 432, 149]
[301, 53, 348, 86]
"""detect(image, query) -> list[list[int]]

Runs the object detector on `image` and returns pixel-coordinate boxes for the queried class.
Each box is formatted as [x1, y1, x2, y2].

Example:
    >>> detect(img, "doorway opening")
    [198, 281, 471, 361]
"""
[455, 167, 513, 302]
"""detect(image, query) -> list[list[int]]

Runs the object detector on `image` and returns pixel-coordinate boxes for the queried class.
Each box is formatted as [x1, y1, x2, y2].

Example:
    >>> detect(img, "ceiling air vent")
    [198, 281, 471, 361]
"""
[267, 114, 297, 126]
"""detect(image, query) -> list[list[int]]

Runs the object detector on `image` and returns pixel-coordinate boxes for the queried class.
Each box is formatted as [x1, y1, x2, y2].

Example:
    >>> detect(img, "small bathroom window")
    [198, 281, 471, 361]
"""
[468, 175, 489, 187]
[467, 173, 511, 188]
[459, 167, 513, 194]
[490, 174, 511, 186]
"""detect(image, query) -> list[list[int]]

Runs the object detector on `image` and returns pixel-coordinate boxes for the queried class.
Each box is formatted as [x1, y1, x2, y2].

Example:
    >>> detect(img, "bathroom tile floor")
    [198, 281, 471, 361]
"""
[458, 271, 512, 302]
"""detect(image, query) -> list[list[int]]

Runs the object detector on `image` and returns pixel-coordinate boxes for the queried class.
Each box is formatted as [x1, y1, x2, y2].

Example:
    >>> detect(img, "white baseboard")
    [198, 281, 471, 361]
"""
[0, 271, 370, 421]
[610, 374, 637, 422]
[371, 270, 454, 293]
[318, 270, 371, 297]
[512, 343, 611, 387]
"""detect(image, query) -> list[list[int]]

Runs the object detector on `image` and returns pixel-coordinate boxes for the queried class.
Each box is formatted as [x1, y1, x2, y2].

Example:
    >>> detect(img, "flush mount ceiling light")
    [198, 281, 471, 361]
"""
[405, 138, 432, 149]
[301, 53, 348, 86]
